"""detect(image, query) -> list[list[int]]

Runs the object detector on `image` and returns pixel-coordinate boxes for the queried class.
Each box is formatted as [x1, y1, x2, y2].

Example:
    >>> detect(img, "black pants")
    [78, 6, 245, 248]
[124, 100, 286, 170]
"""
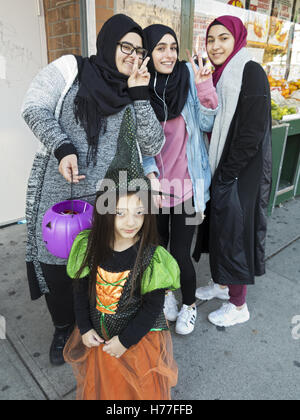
[40, 263, 75, 328]
[157, 199, 196, 306]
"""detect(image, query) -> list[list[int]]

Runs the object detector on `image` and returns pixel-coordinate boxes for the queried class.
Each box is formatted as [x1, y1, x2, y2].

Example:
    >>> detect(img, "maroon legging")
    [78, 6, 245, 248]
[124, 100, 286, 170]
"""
[228, 285, 247, 307]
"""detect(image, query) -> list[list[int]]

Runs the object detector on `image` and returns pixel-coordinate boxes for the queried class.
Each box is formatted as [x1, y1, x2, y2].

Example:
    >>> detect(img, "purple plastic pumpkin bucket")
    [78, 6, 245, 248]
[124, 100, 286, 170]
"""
[42, 200, 93, 259]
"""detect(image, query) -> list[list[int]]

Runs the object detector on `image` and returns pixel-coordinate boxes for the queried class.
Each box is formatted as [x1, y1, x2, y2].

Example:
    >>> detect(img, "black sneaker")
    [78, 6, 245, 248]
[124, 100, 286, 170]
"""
[49, 326, 73, 366]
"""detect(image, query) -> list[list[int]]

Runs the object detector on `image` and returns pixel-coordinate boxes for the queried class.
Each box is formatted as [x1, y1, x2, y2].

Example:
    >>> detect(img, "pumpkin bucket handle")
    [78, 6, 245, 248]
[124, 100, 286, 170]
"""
[70, 172, 74, 217]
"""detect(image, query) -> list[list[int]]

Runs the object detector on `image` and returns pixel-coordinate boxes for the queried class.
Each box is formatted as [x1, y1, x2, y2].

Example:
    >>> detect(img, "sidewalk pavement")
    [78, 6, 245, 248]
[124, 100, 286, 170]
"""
[0, 197, 300, 400]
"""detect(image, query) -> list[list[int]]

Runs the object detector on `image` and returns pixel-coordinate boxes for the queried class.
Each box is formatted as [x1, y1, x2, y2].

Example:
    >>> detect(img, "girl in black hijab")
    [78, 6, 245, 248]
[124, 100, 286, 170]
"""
[143, 24, 218, 336]
[22, 14, 164, 366]
[74, 14, 146, 164]
[144, 24, 190, 122]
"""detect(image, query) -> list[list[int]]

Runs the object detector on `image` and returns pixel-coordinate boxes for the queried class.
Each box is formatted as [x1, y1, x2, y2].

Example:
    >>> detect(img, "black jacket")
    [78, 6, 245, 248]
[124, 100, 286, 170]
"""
[194, 61, 272, 285]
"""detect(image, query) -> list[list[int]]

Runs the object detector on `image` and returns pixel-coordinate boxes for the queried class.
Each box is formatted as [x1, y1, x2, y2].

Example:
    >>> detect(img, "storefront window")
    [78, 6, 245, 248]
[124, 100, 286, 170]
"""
[193, 0, 300, 118]
[193, 0, 292, 68]
[290, 23, 300, 80]
[115, 0, 182, 39]
[193, 0, 248, 56]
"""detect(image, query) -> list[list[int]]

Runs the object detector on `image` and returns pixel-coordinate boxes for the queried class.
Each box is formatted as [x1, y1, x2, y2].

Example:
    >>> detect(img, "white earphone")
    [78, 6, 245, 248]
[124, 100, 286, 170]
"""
[154, 72, 170, 179]
[154, 72, 170, 128]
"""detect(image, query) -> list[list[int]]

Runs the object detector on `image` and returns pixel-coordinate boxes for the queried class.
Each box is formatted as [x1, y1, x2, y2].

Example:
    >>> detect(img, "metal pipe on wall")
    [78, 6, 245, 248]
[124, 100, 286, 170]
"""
[79, 0, 89, 57]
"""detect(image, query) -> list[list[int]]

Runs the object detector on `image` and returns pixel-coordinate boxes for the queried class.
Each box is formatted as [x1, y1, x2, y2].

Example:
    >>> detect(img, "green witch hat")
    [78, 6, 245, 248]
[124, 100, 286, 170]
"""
[99, 106, 152, 195]
[69, 105, 177, 203]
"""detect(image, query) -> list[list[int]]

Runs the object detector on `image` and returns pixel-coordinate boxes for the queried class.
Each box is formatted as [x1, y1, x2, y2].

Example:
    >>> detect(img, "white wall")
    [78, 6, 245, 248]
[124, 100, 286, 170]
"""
[0, 0, 47, 225]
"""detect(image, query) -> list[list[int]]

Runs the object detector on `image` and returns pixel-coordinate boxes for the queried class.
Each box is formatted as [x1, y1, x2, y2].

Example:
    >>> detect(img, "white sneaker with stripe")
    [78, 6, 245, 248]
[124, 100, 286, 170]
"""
[175, 305, 197, 335]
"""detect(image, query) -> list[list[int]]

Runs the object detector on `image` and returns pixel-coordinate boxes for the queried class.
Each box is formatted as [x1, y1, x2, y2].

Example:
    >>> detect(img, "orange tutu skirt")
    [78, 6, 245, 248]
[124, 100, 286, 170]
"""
[64, 327, 178, 400]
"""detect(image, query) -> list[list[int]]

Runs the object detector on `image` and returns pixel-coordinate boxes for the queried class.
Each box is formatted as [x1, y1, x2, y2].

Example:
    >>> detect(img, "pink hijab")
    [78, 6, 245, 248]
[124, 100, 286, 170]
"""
[206, 15, 247, 87]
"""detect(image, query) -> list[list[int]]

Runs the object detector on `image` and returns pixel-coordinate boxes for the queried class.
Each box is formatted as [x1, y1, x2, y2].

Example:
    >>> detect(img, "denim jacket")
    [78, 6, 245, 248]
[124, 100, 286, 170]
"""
[143, 63, 218, 213]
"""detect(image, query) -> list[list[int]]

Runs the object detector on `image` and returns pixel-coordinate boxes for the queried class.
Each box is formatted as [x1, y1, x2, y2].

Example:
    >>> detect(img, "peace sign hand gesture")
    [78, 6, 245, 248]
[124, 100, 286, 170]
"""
[186, 49, 212, 85]
[127, 56, 151, 88]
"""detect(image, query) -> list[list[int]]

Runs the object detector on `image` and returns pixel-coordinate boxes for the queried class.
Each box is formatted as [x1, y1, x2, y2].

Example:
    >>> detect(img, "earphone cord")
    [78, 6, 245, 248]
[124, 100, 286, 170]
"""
[154, 72, 169, 127]
[154, 72, 170, 179]
[154, 72, 170, 178]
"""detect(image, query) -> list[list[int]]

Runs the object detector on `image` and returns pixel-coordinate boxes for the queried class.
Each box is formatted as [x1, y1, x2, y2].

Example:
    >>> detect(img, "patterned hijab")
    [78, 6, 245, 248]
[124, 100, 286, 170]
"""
[206, 15, 247, 87]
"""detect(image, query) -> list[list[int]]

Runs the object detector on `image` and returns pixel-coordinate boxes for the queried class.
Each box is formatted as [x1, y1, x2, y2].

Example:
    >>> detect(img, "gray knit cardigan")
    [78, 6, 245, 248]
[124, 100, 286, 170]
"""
[21, 54, 165, 299]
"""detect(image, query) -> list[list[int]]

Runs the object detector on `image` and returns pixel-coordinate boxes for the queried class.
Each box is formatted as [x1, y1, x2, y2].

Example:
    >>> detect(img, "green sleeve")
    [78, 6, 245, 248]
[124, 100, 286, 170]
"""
[66, 229, 91, 279]
[141, 246, 180, 295]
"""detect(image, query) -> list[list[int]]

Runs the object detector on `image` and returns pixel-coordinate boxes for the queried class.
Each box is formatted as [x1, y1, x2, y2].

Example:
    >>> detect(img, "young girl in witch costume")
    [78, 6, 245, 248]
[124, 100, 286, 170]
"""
[142, 25, 218, 335]
[21, 14, 164, 366]
[64, 108, 180, 400]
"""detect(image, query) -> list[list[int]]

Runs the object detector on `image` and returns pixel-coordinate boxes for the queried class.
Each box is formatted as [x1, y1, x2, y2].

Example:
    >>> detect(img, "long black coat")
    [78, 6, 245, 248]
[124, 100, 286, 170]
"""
[194, 61, 272, 285]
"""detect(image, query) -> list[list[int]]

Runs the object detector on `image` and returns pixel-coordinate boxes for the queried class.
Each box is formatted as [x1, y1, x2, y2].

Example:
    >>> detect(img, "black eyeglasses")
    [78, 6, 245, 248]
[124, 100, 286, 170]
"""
[117, 42, 148, 60]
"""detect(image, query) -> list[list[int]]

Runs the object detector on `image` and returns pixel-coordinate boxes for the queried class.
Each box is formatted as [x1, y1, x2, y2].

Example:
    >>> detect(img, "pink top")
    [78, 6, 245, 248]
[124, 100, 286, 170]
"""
[156, 78, 218, 208]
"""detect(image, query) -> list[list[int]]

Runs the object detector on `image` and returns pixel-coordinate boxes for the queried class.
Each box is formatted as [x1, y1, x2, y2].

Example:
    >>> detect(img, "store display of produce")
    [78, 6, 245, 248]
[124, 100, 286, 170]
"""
[271, 99, 297, 120]
[268, 76, 300, 121]
[268, 76, 300, 99]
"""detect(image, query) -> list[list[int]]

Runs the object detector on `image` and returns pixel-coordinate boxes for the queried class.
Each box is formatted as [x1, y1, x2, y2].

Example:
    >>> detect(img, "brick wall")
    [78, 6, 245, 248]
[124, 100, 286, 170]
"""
[95, 0, 114, 34]
[43, 0, 115, 62]
[43, 0, 81, 62]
